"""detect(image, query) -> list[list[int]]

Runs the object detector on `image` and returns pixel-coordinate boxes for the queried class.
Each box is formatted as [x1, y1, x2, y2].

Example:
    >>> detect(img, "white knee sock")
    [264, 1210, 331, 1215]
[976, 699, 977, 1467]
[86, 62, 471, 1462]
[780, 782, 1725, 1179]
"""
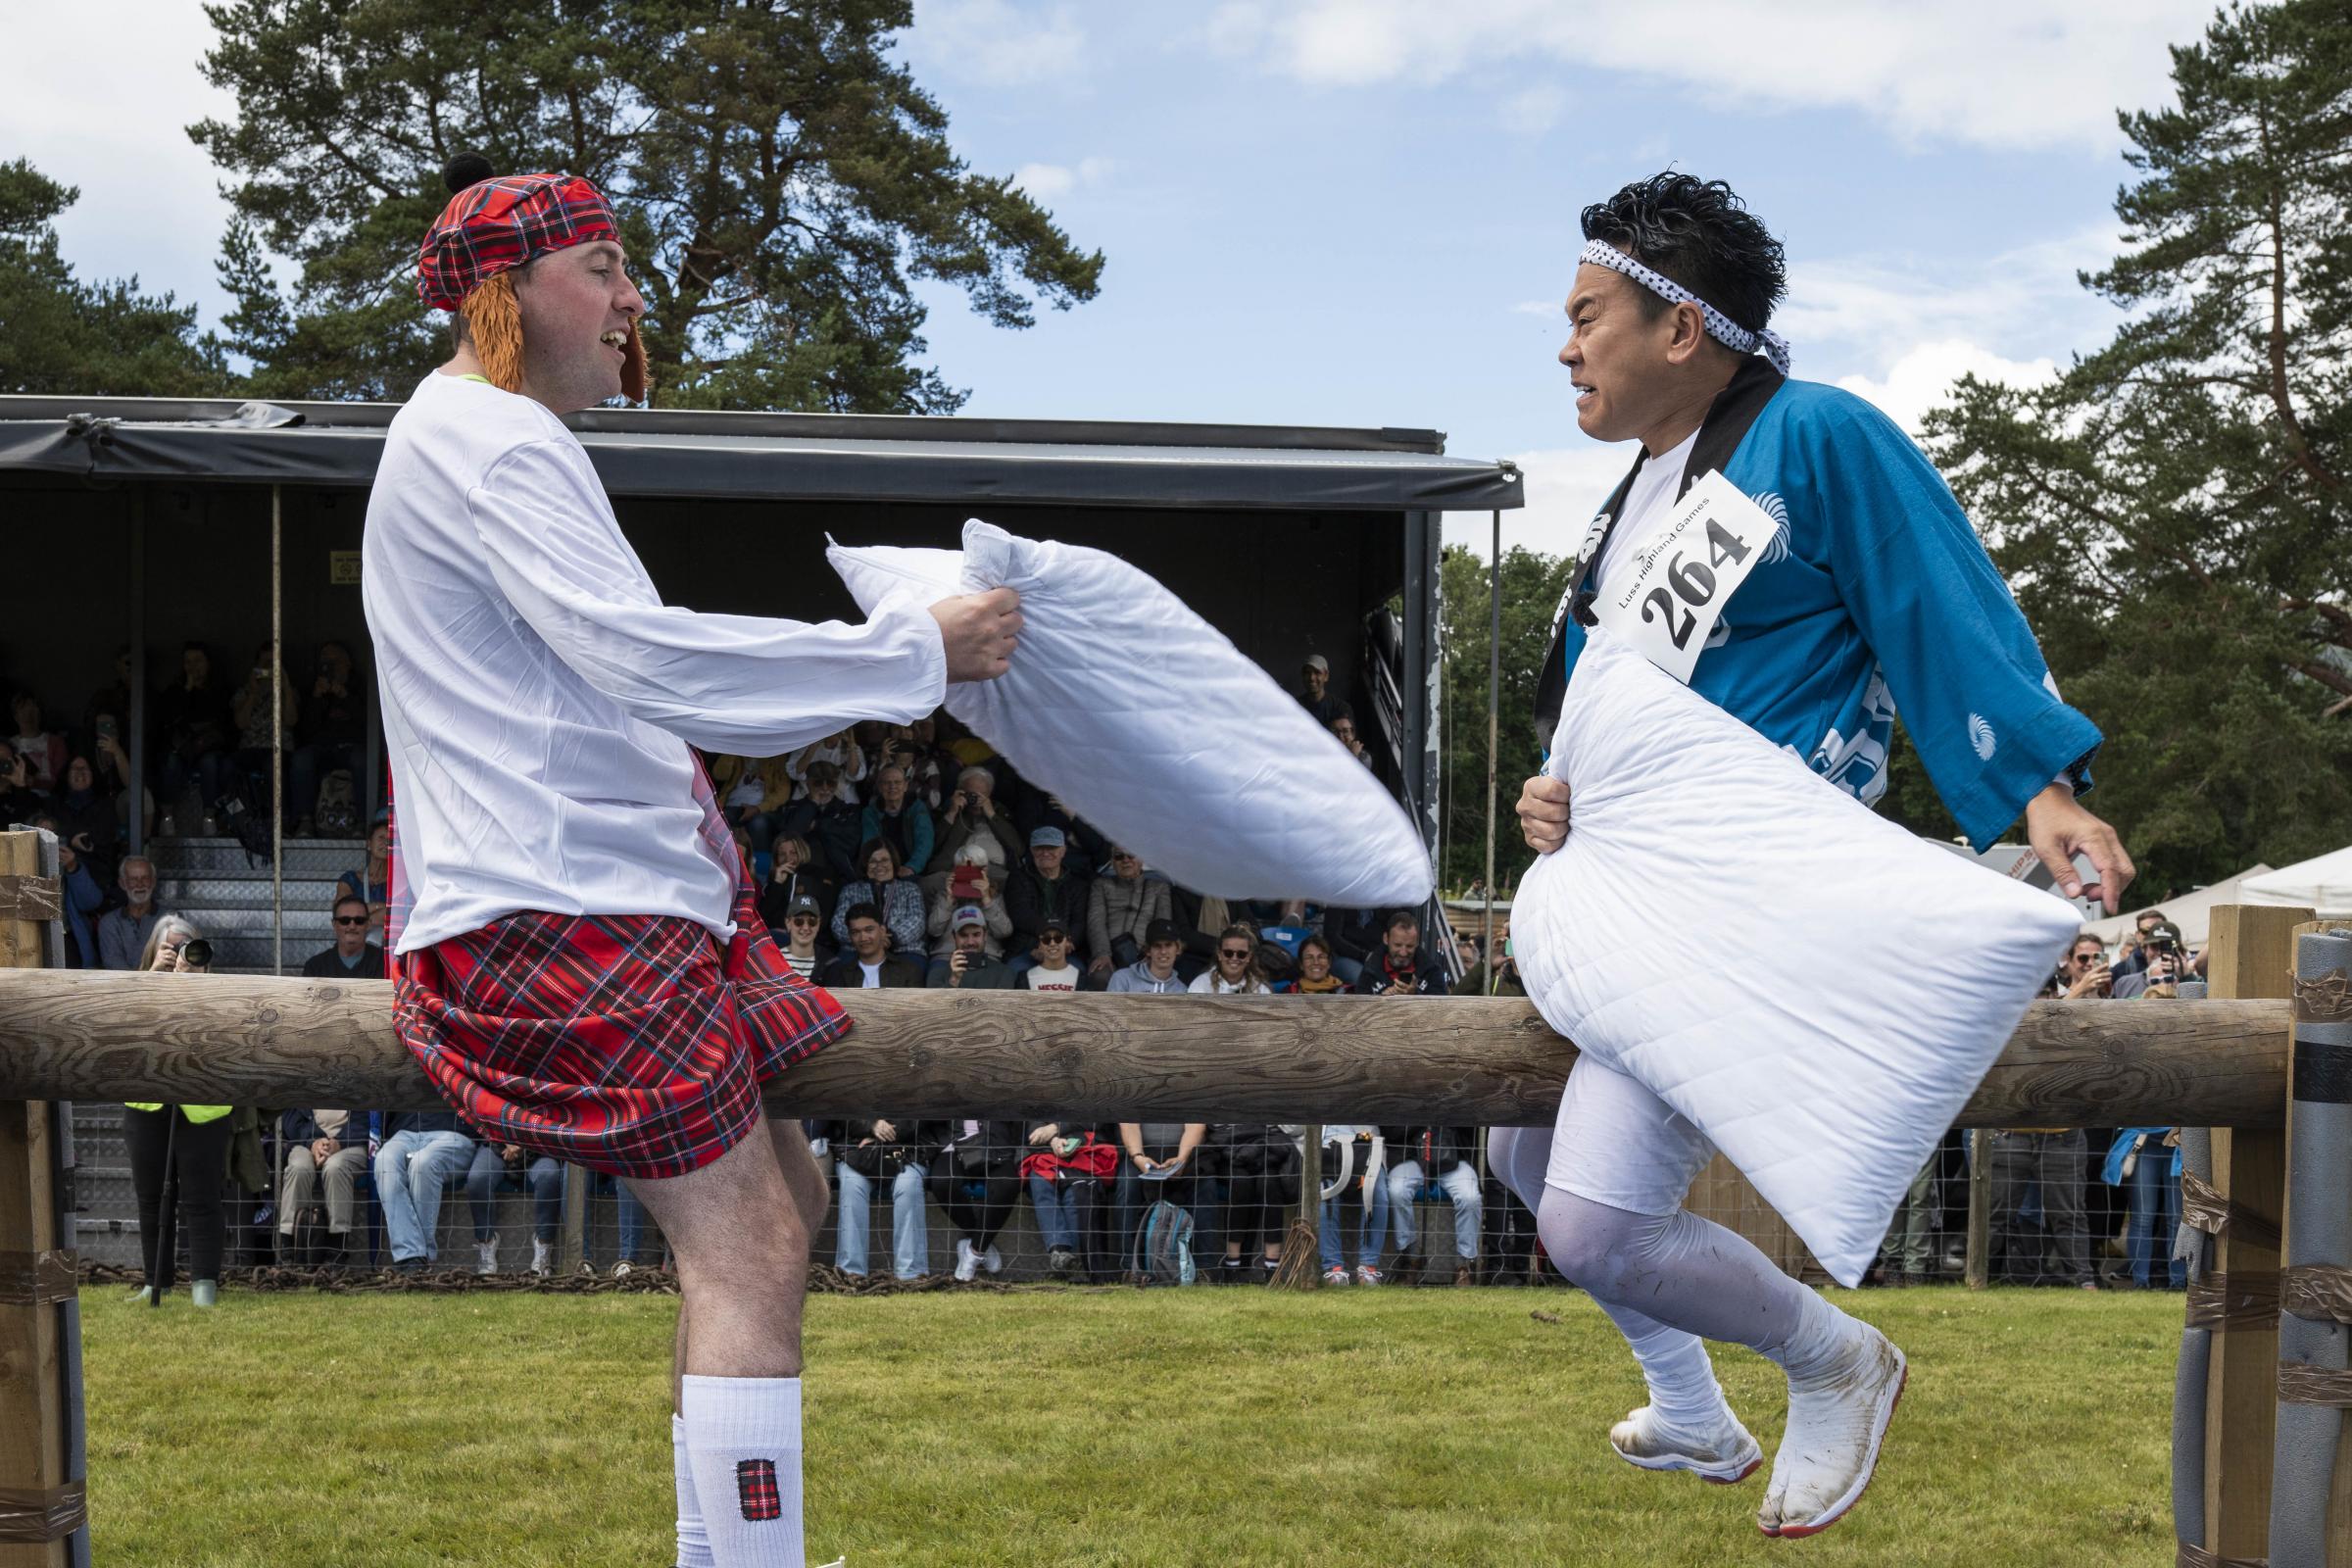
[681, 1375, 806, 1568]
[1593, 1297, 1732, 1433]
[673, 1413, 715, 1568]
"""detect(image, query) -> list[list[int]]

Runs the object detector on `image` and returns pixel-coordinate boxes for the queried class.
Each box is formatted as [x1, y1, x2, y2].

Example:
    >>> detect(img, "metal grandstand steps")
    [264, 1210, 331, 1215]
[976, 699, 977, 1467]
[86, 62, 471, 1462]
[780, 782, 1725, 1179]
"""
[148, 833, 368, 976]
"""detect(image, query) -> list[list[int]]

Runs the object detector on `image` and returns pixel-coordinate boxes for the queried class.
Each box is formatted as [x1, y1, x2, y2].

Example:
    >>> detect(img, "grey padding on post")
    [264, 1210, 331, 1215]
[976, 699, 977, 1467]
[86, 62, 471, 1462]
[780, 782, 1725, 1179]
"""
[2266, 931, 2352, 1568]
[2172, 1116, 2217, 1547]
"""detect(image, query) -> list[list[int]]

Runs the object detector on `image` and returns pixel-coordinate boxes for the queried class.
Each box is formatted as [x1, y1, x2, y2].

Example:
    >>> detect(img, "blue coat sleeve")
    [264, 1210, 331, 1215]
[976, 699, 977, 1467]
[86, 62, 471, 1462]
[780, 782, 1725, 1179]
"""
[1817, 399, 2103, 851]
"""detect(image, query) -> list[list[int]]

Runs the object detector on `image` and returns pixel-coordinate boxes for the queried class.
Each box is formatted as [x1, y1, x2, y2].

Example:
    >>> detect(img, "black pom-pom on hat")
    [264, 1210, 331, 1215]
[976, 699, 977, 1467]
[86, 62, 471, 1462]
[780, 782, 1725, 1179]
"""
[442, 152, 495, 195]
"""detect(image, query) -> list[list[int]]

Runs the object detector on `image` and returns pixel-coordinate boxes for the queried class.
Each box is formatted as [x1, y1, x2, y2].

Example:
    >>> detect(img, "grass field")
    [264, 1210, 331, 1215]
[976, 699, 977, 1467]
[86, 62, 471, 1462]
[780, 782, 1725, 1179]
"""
[80, 1281, 2179, 1566]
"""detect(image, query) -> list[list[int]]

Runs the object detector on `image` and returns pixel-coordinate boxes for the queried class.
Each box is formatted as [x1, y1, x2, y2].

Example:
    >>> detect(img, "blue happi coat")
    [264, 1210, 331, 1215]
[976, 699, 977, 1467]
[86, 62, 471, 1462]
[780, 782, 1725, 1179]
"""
[1535, 360, 2102, 852]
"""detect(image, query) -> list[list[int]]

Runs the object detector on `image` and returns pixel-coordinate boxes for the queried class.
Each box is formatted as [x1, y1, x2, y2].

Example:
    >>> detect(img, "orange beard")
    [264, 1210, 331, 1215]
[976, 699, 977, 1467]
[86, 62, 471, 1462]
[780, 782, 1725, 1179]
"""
[460, 271, 650, 404]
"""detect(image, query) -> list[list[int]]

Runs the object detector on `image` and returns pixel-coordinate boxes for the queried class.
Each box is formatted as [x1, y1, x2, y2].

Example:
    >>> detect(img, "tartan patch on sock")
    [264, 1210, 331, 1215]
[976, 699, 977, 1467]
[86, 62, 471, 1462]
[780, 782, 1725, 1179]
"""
[736, 1457, 781, 1522]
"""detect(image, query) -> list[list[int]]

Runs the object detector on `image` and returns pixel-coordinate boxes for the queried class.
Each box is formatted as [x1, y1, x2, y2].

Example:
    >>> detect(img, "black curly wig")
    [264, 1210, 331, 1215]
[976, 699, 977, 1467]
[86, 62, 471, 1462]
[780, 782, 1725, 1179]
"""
[1581, 172, 1787, 335]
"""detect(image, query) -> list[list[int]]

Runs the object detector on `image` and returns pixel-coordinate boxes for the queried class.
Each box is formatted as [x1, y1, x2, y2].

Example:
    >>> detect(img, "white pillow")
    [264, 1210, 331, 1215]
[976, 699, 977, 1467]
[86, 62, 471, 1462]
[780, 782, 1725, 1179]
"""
[1509, 626, 2078, 1286]
[826, 519, 1434, 907]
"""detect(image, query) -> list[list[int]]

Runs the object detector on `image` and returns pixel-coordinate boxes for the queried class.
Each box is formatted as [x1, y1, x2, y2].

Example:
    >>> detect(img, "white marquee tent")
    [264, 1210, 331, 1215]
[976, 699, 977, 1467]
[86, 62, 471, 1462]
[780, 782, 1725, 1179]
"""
[2082, 864, 2275, 949]
[2239, 845, 2352, 917]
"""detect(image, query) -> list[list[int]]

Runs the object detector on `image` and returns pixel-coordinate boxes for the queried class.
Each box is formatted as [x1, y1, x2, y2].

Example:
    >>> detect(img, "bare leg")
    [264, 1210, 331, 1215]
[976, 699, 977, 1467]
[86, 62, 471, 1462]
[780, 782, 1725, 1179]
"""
[624, 1125, 813, 1377]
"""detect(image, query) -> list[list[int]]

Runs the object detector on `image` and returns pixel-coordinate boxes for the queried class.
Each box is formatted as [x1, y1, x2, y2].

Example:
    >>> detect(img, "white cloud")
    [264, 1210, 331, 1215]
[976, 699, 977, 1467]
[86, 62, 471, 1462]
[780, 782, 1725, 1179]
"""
[1836, 338, 2057, 435]
[1498, 84, 1566, 137]
[909, 0, 1088, 85]
[1225, 0, 2214, 152]
[1445, 440, 1636, 559]
[1012, 156, 1114, 201]
[1508, 298, 1562, 317]
[1778, 228, 2119, 353]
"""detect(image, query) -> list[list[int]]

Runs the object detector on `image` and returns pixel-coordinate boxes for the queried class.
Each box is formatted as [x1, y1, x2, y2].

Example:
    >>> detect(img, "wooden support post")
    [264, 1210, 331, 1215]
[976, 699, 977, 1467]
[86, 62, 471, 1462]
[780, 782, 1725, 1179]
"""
[2200, 903, 2307, 1567]
[560, 1163, 589, 1277]
[1966, 1127, 1991, 1290]
[0, 829, 74, 1566]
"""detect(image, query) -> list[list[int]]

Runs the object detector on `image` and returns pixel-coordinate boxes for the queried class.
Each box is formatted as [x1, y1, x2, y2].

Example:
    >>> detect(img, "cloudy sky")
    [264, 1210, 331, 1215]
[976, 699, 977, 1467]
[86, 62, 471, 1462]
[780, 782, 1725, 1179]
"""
[7, 0, 2220, 554]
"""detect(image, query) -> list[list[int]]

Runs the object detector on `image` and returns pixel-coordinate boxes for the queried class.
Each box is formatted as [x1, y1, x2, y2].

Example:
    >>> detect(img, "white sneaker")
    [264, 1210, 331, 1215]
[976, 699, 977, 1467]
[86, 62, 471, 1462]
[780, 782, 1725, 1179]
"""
[612, 1259, 635, 1280]
[530, 1238, 551, 1277]
[1610, 1403, 1763, 1484]
[1355, 1264, 1384, 1287]
[1323, 1265, 1350, 1286]
[1757, 1326, 1907, 1537]
[982, 1243, 1003, 1275]
[474, 1238, 499, 1277]
[953, 1239, 979, 1282]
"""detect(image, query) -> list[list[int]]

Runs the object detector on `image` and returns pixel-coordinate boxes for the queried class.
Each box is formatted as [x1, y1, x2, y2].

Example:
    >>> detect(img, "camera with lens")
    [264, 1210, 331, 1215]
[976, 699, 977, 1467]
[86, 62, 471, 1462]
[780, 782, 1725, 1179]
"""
[180, 938, 215, 969]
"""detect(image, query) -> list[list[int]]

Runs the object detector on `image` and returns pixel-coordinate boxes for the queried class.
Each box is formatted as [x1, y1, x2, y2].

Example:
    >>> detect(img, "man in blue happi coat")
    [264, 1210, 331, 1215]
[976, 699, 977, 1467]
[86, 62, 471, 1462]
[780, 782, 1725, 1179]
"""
[1493, 172, 2134, 1541]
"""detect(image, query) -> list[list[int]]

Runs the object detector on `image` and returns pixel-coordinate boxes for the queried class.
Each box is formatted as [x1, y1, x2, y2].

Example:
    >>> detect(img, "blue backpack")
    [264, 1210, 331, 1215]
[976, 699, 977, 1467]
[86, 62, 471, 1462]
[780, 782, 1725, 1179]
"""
[1131, 1199, 1196, 1286]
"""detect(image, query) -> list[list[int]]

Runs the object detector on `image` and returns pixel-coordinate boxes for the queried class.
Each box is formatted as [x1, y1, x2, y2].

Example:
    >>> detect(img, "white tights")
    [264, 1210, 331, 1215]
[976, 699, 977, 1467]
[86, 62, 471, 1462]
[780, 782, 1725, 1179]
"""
[1490, 1125, 1853, 1421]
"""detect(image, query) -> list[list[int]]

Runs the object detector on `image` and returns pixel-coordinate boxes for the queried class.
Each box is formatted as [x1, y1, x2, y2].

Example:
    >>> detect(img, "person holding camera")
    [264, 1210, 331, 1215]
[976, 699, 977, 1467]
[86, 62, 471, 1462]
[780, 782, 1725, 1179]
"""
[2112, 922, 2188, 999]
[1455, 920, 1525, 999]
[924, 846, 1011, 960]
[8, 691, 66, 792]
[31, 810, 108, 969]
[124, 916, 232, 1305]
[0, 741, 44, 825]
[935, 763, 1022, 875]
[2050, 934, 2111, 999]
[156, 642, 234, 832]
[50, 755, 119, 878]
[831, 1116, 944, 1280]
[290, 640, 366, 836]
[926, 906, 1014, 990]
[785, 728, 868, 806]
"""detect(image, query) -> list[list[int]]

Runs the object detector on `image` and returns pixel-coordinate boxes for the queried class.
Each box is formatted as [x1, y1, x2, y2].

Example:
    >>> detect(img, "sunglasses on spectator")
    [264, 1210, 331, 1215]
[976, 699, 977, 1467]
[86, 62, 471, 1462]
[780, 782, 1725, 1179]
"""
[1219, 947, 1251, 959]
[333, 915, 369, 926]
[1040, 933, 1069, 943]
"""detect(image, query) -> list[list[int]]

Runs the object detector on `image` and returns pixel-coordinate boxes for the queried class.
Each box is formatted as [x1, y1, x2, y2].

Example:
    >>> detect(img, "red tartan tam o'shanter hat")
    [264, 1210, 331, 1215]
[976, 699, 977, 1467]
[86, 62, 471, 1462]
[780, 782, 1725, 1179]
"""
[417, 152, 647, 400]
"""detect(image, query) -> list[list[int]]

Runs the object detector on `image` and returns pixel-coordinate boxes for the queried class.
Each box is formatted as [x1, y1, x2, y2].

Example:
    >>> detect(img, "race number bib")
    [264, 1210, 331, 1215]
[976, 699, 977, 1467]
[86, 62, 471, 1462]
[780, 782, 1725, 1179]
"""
[1592, 470, 1777, 684]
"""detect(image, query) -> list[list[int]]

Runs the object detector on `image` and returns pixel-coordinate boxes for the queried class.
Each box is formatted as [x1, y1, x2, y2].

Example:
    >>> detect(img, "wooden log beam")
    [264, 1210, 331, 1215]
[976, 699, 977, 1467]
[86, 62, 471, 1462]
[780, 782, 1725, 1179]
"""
[0, 969, 2295, 1128]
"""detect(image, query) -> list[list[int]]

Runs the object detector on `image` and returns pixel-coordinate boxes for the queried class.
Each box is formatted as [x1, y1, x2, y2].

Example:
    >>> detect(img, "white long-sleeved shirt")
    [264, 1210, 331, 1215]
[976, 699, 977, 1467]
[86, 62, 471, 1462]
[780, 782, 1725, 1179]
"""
[363, 371, 947, 953]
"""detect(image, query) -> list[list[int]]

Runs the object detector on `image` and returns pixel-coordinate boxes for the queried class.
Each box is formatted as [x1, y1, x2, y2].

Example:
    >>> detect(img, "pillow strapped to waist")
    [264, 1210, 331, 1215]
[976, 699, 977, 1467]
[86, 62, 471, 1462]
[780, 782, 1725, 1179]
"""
[827, 519, 1433, 907]
[1509, 627, 2079, 1286]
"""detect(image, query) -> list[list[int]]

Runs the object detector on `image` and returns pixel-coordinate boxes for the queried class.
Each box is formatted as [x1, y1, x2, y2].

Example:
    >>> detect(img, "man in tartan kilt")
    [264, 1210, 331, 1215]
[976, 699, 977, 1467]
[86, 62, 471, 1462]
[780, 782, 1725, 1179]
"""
[364, 152, 1021, 1568]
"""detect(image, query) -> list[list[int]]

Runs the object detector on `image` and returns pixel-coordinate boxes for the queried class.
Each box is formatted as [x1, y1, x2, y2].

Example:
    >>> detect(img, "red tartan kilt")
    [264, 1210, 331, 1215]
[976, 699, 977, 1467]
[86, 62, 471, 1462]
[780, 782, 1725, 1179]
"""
[391, 909, 849, 1181]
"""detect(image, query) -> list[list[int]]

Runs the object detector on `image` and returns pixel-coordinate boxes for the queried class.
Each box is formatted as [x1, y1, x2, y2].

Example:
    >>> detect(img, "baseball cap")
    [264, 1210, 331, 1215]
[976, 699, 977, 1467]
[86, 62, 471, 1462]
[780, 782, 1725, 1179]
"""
[1302, 654, 1330, 673]
[1029, 825, 1065, 850]
[952, 905, 987, 932]
[786, 894, 821, 920]
[1145, 918, 1183, 946]
[1037, 916, 1069, 938]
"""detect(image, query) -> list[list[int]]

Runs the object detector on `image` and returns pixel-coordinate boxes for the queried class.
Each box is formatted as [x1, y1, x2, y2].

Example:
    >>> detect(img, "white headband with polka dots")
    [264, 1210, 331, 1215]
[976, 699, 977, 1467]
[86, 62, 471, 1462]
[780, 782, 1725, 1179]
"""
[1580, 239, 1791, 375]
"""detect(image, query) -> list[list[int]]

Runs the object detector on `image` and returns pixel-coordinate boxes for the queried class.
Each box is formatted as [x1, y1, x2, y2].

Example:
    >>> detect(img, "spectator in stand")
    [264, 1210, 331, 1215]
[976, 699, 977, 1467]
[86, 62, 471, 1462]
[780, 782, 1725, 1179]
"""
[78, 648, 135, 757]
[859, 762, 935, 877]
[1875, 1155, 1938, 1287]
[44, 812, 106, 968]
[1190, 924, 1271, 995]
[156, 641, 233, 832]
[302, 895, 385, 979]
[2051, 934, 2111, 1000]
[337, 817, 393, 939]
[275, 1106, 371, 1267]
[928, 905, 1015, 989]
[1321, 906, 1381, 986]
[0, 741, 45, 824]
[774, 894, 832, 979]
[1329, 712, 1372, 767]
[1022, 921, 1083, 992]
[1352, 911, 1448, 996]
[787, 727, 869, 804]
[373, 1105, 477, 1272]
[777, 760, 862, 880]
[711, 751, 796, 852]
[1205, 1122, 1298, 1283]
[2113, 922, 2187, 999]
[1005, 826, 1088, 970]
[229, 640, 300, 826]
[98, 856, 164, 972]
[1278, 934, 1348, 995]
[89, 717, 149, 844]
[1455, 921, 1524, 998]
[1087, 848, 1171, 985]
[290, 640, 366, 836]
[936, 763, 1023, 876]
[465, 1141, 563, 1277]
[1298, 653, 1349, 726]
[818, 902, 925, 989]
[123, 916, 233, 1305]
[758, 832, 838, 935]
[925, 846, 1011, 959]
[8, 690, 66, 791]
[833, 1116, 941, 1281]
[1318, 1125, 1390, 1286]
[1988, 1125, 2096, 1289]
[50, 756, 119, 876]
[1107, 918, 1189, 994]
[880, 715, 951, 811]
[1114, 1120, 1206, 1278]
[2109, 910, 2169, 984]
[1022, 1118, 1117, 1276]
[931, 1119, 1023, 1281]
[1383, 1124, 1484, 1287]
[832, 838, 926, 956]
